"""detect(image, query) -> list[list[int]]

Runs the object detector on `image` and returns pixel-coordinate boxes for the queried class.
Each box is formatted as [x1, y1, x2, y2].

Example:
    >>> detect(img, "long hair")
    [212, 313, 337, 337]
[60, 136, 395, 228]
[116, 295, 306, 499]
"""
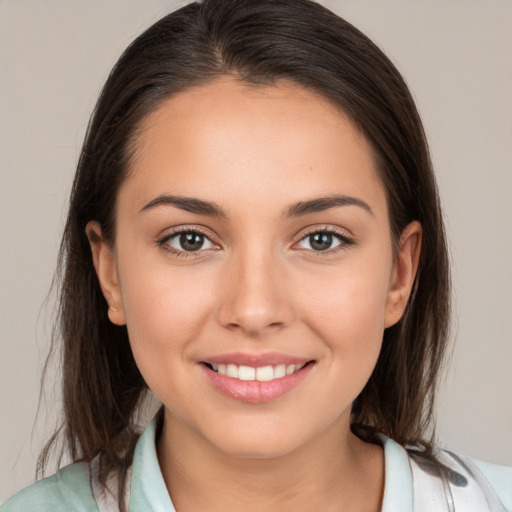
[40, 0, 450, 507]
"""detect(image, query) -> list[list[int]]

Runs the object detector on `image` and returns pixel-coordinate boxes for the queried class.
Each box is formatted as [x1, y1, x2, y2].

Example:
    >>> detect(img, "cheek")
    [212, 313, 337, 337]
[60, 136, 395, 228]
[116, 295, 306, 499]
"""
[296, 250, 393, 378]
[117, 265, 221, 416]
[300, 255, 392, 335]
[116, 253, 217, 369]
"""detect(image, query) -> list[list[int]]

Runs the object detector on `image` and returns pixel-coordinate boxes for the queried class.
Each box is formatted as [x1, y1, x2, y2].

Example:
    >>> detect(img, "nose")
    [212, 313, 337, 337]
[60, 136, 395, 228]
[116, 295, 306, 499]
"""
[215, 247, 294, 337]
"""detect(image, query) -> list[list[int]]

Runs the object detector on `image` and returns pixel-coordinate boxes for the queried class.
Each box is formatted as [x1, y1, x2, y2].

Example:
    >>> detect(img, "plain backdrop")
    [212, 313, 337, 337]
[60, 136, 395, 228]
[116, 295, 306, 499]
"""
[1, 0, 511, 502]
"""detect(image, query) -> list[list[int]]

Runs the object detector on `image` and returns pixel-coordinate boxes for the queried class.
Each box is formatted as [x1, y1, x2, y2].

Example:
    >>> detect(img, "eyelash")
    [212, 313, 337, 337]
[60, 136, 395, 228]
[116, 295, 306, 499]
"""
[157, 227, 218, 258]
[294, 227, 355, 256]
[156, 226, 355, 258]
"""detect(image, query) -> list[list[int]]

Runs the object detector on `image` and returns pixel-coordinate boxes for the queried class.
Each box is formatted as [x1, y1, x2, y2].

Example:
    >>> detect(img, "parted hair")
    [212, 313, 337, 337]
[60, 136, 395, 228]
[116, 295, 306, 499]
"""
[40, 0, 450, 508]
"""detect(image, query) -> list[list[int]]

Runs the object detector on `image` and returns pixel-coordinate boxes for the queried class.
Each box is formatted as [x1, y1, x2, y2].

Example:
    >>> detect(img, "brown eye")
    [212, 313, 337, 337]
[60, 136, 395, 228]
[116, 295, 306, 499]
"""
[296, 230, 353, 252]
[179, 232, 205, 251]
[162, 230, 216, 253]
[309, 233, 334, 251]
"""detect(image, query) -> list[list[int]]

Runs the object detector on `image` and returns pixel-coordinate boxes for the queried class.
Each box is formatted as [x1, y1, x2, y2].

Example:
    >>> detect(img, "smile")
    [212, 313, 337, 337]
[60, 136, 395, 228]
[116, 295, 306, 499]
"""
[205, 363, 306, 382]
[201, 358, 315, 403]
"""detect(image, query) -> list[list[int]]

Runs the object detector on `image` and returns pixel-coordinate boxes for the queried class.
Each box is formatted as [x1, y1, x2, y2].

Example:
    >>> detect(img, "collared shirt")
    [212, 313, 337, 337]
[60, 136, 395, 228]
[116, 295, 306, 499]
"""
[2, 418, 511, 511]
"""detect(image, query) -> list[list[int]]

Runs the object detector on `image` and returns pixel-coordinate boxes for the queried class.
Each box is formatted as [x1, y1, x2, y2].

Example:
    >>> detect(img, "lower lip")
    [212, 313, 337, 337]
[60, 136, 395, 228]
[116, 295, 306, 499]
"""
[200, 363, 314, 403]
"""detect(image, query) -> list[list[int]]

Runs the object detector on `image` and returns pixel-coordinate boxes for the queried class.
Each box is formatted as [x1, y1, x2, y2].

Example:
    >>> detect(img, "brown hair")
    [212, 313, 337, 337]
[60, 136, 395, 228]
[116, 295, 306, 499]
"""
[40, 0, 450, 507]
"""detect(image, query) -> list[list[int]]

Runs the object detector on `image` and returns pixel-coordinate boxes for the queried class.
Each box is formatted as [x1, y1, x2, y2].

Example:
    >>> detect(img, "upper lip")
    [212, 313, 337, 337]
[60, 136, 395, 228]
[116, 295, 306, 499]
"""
[202, 351, 313, 367]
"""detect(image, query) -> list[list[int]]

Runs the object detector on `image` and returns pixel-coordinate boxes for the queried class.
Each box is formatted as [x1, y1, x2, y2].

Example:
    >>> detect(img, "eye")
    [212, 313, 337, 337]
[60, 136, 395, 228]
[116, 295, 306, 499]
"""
[296, 230, 353, 252]
[159, 230, 218, 254]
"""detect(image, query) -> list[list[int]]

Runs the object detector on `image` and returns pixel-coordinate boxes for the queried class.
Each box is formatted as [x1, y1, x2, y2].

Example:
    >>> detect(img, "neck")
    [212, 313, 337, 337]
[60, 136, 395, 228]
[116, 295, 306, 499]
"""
[157, 409, 384, 512]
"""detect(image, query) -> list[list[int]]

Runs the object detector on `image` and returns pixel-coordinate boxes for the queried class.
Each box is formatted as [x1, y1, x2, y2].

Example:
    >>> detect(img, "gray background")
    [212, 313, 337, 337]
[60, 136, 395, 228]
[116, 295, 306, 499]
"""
[1, 0, 511, 502]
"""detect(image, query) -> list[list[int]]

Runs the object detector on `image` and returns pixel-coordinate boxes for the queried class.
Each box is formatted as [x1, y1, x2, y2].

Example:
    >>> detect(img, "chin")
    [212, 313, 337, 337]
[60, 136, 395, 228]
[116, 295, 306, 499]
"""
[199, 415, 325, 461]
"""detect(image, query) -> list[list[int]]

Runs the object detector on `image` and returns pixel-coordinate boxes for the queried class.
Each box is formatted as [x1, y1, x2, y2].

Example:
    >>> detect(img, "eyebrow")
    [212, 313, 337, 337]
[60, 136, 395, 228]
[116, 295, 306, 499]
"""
[139, 193, 373, 218]
[140, 194, 228, 218]
[284, 195, 374, 217]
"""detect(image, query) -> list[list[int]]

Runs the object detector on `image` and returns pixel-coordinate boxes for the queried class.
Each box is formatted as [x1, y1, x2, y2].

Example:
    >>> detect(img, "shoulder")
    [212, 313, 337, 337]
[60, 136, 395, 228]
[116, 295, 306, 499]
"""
[1, 462, 98, 512]
[470, 455, 512, 511]
[408, 446, 512, 512]
[378, 434, 511, 512]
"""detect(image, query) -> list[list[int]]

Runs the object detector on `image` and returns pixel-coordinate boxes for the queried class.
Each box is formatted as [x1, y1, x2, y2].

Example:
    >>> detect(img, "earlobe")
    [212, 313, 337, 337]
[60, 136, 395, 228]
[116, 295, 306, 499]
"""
[86, 221, 126, 326]
[384, 221, 422, 328]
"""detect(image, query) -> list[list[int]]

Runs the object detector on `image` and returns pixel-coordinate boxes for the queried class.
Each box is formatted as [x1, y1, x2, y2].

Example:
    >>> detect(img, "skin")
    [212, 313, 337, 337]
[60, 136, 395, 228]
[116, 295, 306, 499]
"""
[88, 78, 421, 511]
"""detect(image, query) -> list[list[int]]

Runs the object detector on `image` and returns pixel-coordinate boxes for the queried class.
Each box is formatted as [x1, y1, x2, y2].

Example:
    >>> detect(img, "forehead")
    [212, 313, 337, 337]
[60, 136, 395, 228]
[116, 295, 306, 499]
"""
[121, 78, 388, 220]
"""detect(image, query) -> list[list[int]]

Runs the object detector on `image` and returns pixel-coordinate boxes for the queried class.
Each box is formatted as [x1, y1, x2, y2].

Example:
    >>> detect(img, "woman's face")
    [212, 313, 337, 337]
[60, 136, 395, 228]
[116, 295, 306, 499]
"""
[90, 78, 420, 458]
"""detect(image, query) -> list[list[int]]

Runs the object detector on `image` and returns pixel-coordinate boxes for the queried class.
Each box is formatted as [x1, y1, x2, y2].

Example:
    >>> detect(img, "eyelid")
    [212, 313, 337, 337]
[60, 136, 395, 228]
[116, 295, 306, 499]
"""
[295, 224, 354, 241]
[156, 225, 221, 256]
[292, 225, 355, 253]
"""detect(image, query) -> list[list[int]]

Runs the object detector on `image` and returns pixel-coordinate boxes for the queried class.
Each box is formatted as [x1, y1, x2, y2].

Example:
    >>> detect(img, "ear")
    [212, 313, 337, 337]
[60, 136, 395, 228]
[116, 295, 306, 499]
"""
[86, 221, 126, 326]
[384, 221, 422, 328]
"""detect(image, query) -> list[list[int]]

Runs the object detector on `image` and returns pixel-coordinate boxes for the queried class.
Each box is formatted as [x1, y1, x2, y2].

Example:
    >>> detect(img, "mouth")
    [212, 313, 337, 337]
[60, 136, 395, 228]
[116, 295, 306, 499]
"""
[202, 361, 311, 382]
[200, 358, 316, 403]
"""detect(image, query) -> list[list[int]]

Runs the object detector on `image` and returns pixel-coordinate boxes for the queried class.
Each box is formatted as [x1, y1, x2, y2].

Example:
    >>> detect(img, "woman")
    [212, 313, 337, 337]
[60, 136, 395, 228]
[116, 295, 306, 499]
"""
[2, 0, 510, 511]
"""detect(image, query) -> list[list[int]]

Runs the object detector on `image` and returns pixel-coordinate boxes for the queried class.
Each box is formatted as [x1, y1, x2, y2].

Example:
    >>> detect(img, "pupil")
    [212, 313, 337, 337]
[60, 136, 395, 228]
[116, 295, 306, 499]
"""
[311, 233, 332, 251]
[180, 232, 204, 251]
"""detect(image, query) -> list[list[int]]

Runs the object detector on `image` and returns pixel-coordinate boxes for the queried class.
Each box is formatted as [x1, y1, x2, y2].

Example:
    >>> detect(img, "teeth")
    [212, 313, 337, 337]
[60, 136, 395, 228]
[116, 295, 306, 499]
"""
[274, 364, 286, 378]
[226, 364, 238, 378]
[212, 362, 306, 381]
[256, 365, 274, 381]
[238, 365, 255, 380]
